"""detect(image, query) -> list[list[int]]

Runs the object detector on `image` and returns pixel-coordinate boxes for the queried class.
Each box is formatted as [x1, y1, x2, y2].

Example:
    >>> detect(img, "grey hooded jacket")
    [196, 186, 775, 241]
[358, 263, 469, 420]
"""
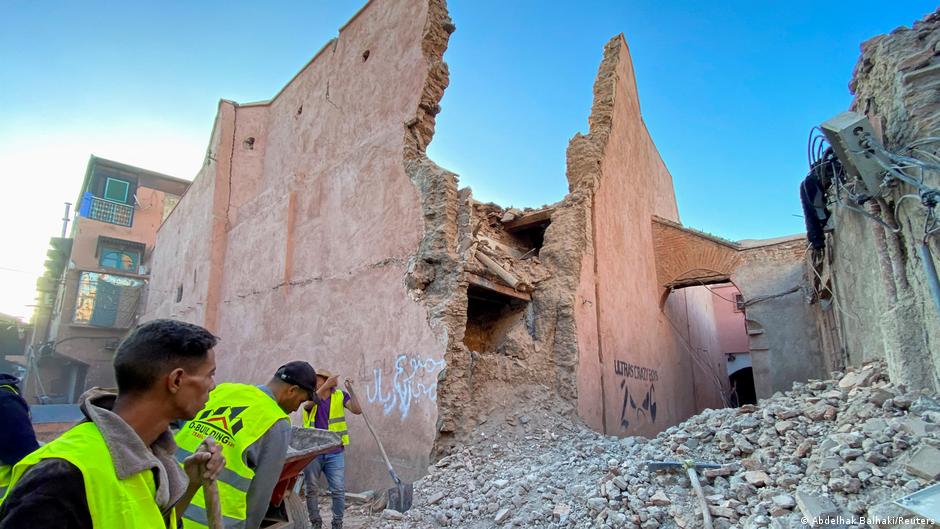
[0, 389, 188, 529]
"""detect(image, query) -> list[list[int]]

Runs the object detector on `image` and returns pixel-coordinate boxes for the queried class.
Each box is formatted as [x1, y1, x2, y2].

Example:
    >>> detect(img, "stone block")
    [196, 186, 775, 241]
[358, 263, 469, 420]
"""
[795, 492, 838, 527]
[382, 509, 404, 520]
[744, 470, 770, 487]
[904, 445, 940, 480]
[346, 490, 375, 504]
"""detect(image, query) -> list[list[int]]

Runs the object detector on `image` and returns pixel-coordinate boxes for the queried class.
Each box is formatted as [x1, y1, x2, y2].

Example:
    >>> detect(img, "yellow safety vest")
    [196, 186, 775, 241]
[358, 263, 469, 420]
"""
[0, 384, 21, 498]
[0, 421, 175, 529]
[175, 383, 288, 529]
[302, 390, 349, 446]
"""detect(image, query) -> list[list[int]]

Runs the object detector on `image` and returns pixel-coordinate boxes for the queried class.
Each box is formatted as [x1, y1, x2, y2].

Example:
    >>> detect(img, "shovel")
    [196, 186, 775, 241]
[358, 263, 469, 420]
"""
[346, 384, 413, 512]
[647, 460, 720, 529]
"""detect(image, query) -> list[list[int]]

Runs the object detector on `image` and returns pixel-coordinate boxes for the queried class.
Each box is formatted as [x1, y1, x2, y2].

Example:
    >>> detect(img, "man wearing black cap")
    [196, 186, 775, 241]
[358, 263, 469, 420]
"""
[175, 361, 317, 529]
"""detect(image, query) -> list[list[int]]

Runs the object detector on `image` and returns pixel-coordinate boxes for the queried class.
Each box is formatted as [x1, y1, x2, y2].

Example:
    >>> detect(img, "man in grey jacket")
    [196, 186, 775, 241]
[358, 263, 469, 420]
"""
[0, 319, 225, 529]
[175, 361, 317, 529]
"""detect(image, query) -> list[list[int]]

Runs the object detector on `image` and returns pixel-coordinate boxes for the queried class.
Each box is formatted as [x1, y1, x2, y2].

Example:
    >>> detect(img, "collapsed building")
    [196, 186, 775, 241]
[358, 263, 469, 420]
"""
[145, 0, 860, 491]
[806, 11, 940, 394]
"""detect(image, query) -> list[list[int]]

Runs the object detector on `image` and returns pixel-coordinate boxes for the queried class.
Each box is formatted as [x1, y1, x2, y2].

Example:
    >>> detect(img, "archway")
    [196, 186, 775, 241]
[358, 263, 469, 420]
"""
[729, 367, 757, 406]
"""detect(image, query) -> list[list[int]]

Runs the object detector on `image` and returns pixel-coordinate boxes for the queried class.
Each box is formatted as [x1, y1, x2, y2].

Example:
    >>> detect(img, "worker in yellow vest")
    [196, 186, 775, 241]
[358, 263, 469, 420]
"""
[0, 319, 224, 529]
[175, 361, 318, 529]
[0, 373, 38, 498]
[301, 370, 361, 529]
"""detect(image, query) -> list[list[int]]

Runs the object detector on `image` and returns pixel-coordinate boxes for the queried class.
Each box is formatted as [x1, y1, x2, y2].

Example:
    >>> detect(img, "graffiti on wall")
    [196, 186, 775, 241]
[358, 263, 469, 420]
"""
[366, 354, 445, 420]
[614, 360, 659, 431]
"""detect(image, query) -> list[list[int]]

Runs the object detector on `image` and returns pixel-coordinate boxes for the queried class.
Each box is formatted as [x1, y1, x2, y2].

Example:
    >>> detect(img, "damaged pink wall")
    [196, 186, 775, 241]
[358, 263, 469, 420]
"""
[144, 110, 226, 327]
[145, 0, 446, 491]
[573, 37, 727, 437]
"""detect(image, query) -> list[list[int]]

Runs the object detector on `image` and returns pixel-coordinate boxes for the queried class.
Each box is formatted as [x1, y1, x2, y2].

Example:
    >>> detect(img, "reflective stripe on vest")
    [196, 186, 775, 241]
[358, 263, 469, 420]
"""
[302, 390, 348, 446]
[0, 464, 9, 498]
[174, 383, 288, 529]
[0, 385, 19, 396]
[0, 421, 170, 528]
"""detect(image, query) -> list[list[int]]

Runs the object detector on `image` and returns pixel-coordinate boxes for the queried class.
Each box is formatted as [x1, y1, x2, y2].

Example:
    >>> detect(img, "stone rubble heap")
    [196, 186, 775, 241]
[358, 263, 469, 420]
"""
[363, 362, 940, 529]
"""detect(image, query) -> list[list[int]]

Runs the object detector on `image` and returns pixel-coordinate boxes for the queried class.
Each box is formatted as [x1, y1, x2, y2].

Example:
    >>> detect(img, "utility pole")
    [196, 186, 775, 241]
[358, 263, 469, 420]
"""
[61, 202, 72, 237]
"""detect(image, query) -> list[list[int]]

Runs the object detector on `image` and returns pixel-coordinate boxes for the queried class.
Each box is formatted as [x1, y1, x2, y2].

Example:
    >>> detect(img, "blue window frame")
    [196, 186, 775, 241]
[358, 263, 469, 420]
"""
[99, 247, 140, 273]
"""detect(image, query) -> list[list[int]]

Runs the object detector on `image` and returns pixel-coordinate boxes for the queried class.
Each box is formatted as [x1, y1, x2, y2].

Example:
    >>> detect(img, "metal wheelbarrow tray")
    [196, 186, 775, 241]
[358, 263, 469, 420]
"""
[263, 427, 343, 528]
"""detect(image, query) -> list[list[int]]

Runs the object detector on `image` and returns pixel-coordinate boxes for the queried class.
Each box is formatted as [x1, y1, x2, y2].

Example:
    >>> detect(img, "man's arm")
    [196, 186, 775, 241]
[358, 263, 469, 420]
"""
[342, 380, 362, 415]
[174, 437, 224, 521]
[243, 419, 290, 529]
[0, 398, 39, 465]
[0, 459, 92, 529]
[315, 375, 338, 402]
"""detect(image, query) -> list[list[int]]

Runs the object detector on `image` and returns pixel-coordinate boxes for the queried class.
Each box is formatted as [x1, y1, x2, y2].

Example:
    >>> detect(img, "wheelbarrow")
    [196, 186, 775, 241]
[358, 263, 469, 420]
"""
[260, 426, 343, 529]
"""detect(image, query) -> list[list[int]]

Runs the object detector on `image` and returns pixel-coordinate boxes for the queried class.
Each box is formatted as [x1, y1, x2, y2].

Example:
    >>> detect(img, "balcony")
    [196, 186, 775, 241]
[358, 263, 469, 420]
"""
[81, 193, 134, 227]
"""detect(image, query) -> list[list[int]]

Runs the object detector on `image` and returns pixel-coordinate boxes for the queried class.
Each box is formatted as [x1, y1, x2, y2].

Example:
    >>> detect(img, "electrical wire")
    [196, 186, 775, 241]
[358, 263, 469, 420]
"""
[805, 243, 863, 325]
[905, 137, 940, 150]
[660, 307, 732, 408]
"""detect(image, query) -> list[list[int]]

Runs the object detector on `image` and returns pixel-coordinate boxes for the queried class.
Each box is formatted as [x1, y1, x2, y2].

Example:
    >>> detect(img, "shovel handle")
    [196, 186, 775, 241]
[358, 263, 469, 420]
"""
[345, 384, 401, 485]
[687, 467, 713, 529]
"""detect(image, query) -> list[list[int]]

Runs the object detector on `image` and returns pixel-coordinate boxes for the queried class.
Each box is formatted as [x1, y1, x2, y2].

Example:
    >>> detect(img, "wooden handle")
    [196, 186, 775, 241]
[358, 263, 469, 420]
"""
[203, 480, 224, 529]
[687, 467, 713, 529]
[346, 384, 400, 484]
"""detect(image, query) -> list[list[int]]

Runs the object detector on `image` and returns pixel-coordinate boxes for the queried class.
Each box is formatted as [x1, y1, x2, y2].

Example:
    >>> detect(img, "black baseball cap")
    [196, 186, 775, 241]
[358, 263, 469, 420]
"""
[275, 361, 317, 399]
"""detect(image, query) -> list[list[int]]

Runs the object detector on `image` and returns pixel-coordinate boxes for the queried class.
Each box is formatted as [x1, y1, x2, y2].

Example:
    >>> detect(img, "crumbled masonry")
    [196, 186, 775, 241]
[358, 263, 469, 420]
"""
[340, 362, 939, 528]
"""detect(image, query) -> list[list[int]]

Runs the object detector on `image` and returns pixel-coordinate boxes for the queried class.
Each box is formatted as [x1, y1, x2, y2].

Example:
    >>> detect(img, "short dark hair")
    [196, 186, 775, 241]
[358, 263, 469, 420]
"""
[113, 319, 218, 394]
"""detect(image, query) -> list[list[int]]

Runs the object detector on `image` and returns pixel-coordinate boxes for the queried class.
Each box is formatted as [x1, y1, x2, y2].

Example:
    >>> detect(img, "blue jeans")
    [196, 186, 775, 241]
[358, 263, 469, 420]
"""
[303, 451, 345, 527]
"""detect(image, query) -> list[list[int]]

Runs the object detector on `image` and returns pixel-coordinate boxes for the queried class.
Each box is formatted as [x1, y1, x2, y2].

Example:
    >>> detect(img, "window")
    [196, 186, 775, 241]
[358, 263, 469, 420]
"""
[99, 247, 140, 273]
[734, 293, 746, 312]
[73, 272, 144, 328]
[96, 238, 144, 274]
[103, 178, 130, 203]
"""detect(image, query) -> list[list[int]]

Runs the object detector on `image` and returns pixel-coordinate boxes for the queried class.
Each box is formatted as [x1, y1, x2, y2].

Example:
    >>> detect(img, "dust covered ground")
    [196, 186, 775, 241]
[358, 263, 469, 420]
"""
[322, 362, 939, 529]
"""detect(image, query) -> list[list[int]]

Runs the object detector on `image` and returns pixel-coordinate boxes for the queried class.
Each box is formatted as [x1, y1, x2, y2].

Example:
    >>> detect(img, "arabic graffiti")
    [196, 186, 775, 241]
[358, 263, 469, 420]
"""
[615, 362, 659, 431]
[366, 354, 446, 420]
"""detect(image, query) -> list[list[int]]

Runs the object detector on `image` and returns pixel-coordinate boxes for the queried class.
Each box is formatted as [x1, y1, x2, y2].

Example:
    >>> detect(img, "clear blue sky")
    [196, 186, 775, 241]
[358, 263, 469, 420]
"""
[0, 0, 936, 317]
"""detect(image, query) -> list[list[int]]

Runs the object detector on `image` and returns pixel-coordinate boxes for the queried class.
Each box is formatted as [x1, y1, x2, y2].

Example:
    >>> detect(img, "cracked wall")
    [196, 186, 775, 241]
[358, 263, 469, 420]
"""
[817, 9, 940, 391]
[146, 0, 452, 490]
[147, 0, 774, 491]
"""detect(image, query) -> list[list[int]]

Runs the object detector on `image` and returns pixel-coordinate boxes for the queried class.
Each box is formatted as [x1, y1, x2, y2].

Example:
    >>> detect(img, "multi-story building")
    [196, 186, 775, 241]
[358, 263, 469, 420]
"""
[26, 156, 189, 403]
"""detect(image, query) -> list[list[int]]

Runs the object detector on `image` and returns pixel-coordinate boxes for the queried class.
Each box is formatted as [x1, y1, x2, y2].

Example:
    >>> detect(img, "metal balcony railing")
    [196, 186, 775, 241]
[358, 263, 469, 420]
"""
[87, 195, 134, 227]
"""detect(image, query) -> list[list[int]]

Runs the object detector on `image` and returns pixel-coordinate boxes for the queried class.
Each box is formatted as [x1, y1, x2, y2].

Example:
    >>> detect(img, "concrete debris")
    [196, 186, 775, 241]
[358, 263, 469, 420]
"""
[345, 490, 375, 504]
[552, 503, 571, 523]
[649, 490, 671, 506]
[382, 509, 405, 521]
[354, 361, 938, 528]
[495, 507, 513, 524]
[903, 445, 940, 480]
[795, 492, 838, 527]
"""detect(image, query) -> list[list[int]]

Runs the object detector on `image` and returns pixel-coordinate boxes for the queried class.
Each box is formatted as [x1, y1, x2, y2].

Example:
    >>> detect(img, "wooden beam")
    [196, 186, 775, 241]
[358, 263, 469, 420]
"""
[464, 273, 532, 302]
[665, 275, 731, 290]
[503, 208, 554, 232]
[475, 253, 522, 289]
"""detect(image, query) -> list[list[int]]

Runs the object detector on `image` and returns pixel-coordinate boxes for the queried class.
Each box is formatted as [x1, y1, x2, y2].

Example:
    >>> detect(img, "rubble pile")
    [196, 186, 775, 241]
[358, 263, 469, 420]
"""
[368, 362, 940, 529]
[465, 202, 553, 292]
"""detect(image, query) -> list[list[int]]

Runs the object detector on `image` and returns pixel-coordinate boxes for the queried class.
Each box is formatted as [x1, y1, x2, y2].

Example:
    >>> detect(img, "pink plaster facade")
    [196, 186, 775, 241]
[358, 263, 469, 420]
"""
[572, 38, 728, 437]
[710, 283, 749, 354]
[144, 0, 770, 490]
[145, 0, 446, 490]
